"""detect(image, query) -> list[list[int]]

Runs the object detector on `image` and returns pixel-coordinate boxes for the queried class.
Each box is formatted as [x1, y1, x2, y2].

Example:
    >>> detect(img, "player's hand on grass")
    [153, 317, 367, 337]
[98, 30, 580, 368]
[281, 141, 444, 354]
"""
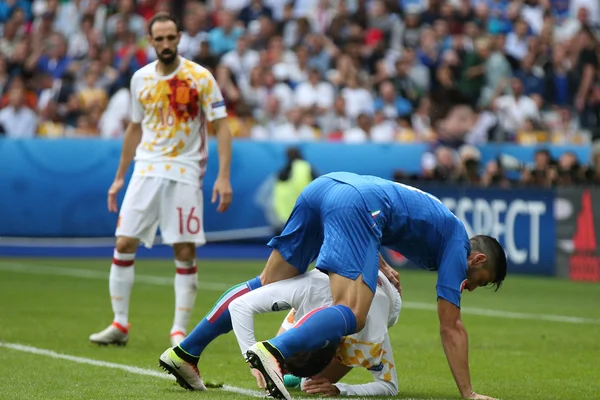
[250, 368, 266, 390]
[302, 377, 340, 396]
[212, 176, 232, 213]
[107, 178, 125, 212]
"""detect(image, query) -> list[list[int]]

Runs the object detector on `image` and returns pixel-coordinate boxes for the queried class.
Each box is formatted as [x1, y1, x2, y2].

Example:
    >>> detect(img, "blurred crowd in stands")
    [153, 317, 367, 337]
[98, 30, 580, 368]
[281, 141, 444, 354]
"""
[0, 0, 599, 185]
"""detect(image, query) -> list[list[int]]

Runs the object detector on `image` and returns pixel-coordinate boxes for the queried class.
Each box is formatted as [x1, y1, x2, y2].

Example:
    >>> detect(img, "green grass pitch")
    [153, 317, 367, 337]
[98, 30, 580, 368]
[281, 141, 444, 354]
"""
[0, 257, 599, 400]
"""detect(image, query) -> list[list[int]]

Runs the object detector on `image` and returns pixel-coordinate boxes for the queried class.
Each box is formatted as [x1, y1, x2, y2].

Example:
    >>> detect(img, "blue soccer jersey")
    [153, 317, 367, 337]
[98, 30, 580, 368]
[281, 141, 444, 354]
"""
[325, 172, 470, 308]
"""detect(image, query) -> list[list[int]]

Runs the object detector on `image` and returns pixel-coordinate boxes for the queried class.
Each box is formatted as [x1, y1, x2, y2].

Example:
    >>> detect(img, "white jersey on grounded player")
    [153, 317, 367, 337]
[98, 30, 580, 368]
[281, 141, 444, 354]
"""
[229, 269, 402, 397]
[130, 57, 227, 187]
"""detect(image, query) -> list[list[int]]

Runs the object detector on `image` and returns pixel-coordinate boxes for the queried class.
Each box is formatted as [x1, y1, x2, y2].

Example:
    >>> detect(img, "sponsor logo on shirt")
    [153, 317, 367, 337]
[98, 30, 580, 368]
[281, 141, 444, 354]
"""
[271, 301, 292, 312]
[368, 362, 384, 372]
[211, 100, 225, 109]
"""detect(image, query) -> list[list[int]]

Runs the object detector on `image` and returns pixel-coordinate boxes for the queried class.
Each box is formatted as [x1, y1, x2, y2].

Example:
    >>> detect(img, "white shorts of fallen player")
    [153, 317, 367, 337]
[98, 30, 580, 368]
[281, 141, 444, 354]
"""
[116, 175, 206, 248]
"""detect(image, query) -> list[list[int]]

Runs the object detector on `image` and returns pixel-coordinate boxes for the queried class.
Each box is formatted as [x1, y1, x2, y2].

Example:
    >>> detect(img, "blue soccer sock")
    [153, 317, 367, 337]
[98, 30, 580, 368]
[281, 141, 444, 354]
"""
[267, 305, 357, 359]
[175, 276, 262, 363]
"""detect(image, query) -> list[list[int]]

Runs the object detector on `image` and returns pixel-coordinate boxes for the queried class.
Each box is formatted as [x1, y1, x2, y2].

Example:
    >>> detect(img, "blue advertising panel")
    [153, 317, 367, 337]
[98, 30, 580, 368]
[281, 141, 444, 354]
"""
[383, 185, 556, 276]
[0, 139, 562, 275]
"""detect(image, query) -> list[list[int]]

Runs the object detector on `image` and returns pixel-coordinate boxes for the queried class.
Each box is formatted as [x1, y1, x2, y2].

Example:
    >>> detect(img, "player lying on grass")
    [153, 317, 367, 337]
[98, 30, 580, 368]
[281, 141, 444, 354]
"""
[159, 172, 507, 400]
[227, 269, 401, 397]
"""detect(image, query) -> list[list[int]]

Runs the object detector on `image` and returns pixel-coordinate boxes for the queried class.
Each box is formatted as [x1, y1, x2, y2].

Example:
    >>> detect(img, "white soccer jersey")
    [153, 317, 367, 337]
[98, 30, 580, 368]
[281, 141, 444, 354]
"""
[130, 58, 227, 187]
[229, 269, 401, 397]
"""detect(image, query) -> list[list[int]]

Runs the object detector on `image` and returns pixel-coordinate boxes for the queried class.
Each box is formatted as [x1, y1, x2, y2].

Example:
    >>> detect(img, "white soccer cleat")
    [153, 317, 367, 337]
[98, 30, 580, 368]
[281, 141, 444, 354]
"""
[89, 322, 129, 346]
[246, 342, 291, 400]
[170, 331, 187, 347]
[159, 348, 207, 391]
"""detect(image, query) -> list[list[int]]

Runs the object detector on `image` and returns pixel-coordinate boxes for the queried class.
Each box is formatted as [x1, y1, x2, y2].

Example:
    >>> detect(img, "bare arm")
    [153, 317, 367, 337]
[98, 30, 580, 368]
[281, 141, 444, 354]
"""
[115, 122, 142, 180]
[210, 117, 233, 212]
[332, 334, 398, 396]
[107, 122, 142, 212]
[438, 298, 473, 398]
[379, 253, 401, 294]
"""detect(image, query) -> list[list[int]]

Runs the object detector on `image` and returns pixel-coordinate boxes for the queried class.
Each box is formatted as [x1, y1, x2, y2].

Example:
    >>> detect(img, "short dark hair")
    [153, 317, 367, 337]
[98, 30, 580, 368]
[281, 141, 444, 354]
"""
[284, 341, 340, 378]
[470, 235, 507, 291]
[148, 12, 180, 36]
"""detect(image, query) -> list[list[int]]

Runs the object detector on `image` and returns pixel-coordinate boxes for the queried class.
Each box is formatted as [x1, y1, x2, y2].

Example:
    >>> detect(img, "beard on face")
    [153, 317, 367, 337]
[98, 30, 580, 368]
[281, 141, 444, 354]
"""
[157, 49, 176, 65]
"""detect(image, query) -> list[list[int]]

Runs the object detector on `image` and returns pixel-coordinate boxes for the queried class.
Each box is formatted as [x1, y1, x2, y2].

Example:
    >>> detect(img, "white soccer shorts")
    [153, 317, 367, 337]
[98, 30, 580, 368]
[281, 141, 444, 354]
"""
[116, 175, 206, 248]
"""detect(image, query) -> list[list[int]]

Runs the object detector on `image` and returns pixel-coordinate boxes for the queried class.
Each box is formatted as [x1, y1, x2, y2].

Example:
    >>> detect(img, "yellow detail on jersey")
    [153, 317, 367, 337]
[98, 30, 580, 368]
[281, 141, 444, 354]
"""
[165, 164, 171, 171]
[147, 164, 153, 171]
[337, 337, 385, 369]
[184, 125, 191, 136]
[180, 167, 186, 174]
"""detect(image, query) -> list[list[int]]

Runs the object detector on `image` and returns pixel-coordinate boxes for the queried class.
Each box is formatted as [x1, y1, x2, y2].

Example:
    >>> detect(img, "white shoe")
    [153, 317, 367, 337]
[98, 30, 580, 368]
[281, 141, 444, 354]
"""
[159, 348, 206, 391]
[246, 342, 291, 400]
[170, 330, 186, 347]
[89, 322, 129, 346]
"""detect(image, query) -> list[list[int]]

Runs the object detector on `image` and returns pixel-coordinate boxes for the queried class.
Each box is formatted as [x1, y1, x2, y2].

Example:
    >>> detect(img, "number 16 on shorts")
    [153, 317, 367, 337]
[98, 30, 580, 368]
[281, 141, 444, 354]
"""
[115, 176, 206, 247]
[177, 207, 201, 235]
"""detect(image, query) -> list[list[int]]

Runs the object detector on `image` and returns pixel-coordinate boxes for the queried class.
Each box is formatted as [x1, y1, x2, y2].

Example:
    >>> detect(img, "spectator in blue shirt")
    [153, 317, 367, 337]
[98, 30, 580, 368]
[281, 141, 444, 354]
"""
[36, 33, 73, 80]
[515, 54, 544, 96]
[374, 80, 413, 119]
[208, 10, 244, 56]
[0, 0, 31, 23]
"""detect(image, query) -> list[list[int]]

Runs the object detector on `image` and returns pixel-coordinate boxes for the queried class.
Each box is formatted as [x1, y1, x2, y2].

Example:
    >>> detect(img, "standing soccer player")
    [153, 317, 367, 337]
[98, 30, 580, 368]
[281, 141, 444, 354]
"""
[89, 12, 233, 347]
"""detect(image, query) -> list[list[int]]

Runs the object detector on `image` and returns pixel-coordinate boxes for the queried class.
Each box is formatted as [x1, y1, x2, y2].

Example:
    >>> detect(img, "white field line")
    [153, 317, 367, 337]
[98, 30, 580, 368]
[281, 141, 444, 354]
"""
[0, 342, 448, 400]
[0, 342, 263, 398]
[1, 262, 599, 325]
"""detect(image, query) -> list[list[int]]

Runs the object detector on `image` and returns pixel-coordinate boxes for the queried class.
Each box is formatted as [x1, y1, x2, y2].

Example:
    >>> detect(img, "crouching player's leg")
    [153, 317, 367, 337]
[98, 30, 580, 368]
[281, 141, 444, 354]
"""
[159, 191, 323, 391]
[246, 193, 379, 400]
[158, 250, 297, 390]
[275, 309, 302, 389]
[277, 310, 349, 392]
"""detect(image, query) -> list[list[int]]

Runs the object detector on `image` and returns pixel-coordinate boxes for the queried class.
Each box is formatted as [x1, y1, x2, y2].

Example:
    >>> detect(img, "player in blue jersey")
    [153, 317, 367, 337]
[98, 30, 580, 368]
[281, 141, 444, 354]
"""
[159, 172, 506, 400]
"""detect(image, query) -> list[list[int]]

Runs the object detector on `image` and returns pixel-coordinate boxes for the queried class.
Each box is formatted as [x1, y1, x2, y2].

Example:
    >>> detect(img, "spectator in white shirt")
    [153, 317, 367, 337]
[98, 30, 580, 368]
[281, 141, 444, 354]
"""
[257, 69, 295, 113]
[0, 84, 38, 138]
[318, 96, 352, 138]
[105, 0, 146, 41]
[294, 68, 335, 115]
[493, 78, 541, 135]
[179, 9, 208, 60]
[570, 0, 600, 26]
[370, 110, 397, 143]
[221, 36, 260, 90]
[99, 84, 131, 139]
[341, 75, 375, 120]
[251, 96, 287, 140]
[504, 19, 530, 65]
[271, 107, 317, 142]
[343, 112, 372, 143]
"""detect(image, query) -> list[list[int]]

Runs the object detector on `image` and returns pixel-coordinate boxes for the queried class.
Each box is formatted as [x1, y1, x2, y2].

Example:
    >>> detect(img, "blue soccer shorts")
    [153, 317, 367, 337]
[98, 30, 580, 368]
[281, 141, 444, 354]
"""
[267, 176, 381, 293]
